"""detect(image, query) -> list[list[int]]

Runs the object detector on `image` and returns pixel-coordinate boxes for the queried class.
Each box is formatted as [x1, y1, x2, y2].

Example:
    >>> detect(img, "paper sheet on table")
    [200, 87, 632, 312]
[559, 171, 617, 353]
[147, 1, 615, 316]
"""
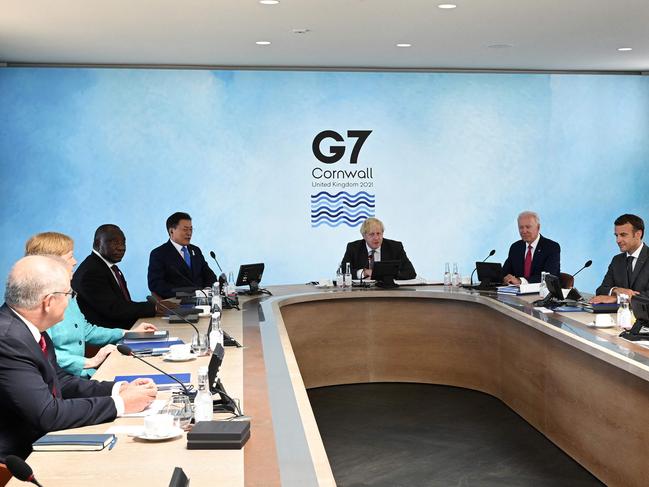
[394, 278, 443, 286]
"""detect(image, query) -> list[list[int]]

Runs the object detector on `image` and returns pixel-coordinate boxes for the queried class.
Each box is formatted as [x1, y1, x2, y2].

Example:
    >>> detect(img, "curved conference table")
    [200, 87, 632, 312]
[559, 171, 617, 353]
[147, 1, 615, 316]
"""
[13, 285, 649, 487]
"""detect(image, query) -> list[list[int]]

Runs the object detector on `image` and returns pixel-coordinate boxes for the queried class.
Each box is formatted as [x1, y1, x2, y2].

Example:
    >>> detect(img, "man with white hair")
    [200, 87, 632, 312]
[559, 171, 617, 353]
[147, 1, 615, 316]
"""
[341, 217, 416, 280]
[502, 211, 561, 285]
[0, 255, 157, 461]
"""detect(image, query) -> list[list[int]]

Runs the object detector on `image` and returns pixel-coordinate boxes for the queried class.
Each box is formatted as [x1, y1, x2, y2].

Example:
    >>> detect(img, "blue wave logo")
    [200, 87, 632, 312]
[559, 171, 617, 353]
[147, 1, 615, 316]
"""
[310, 191, 375, 227]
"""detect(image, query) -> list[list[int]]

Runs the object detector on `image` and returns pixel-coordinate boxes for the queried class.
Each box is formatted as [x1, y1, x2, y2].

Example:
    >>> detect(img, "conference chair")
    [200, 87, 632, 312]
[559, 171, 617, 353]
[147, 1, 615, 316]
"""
[560, 272, 575, 289]
[0, 463, 12, 487]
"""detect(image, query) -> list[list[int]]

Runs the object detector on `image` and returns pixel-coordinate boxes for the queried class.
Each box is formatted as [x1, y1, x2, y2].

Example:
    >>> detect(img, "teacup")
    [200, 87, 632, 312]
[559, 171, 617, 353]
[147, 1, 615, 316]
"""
[595, 314, 614, 328]
[144, 414, 174, 437]
[168, 343, 192, 360]
[195, 305, 211, 316]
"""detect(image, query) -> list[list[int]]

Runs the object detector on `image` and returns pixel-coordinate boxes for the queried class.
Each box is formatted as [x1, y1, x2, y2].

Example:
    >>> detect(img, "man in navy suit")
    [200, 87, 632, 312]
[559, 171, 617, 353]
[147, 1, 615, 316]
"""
[591, 214, 649, 304]
[0, 255, 156, 461]
[73, 224, 159, 329]
[148, 212, 217, 299]
[341, 217, 416, 280]
[502, 211, 561, 285]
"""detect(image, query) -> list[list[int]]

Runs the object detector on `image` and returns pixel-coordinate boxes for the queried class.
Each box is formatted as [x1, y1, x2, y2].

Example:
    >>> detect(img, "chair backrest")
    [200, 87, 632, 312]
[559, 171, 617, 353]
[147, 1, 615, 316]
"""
[559, 272, 574, 289]
[0, 463, 13, 487]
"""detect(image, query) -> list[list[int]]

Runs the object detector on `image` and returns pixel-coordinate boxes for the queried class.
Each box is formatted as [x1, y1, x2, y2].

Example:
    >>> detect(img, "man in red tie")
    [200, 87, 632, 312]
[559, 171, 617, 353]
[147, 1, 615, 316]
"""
[72, 224, 167, 329]
[502, 211, 561, 285]
[0, 255, 157, 461]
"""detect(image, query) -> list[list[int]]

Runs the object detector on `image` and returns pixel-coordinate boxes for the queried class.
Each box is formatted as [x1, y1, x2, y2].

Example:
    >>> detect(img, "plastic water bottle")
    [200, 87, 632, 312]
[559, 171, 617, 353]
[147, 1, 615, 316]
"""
[539, 271, 549, 298]
[451, 263, 460, 287]
[443, 262, 451, 288]
[211, 282, 221, 312]
[336, 266, 343, 287]
[209, 311, 224, 349]
[193, 366, 213, 423]
[344, 262, 352, 288]
[617, 294, 632, 330]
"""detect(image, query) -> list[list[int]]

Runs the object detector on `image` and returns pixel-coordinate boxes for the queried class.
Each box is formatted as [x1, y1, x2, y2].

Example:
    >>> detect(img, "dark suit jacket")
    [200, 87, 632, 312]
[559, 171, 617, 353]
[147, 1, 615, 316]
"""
[596, 243, 649, 297]
[147, 241, 217, 299]
[502, 235, 561, 284]
[72, 252, 156, 330]
[341, 238, 416, 280]
[0, 304, 116, 461]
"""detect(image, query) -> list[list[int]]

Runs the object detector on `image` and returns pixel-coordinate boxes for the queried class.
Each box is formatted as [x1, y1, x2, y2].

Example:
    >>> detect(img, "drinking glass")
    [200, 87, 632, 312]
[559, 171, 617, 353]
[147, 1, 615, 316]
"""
[161, 394, 193, 430]
[191, 332, 209, 356]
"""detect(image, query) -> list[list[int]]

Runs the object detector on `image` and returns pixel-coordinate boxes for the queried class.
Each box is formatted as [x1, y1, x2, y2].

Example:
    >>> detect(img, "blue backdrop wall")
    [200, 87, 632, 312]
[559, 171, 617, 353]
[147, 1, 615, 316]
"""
[1, 68, 648, 299]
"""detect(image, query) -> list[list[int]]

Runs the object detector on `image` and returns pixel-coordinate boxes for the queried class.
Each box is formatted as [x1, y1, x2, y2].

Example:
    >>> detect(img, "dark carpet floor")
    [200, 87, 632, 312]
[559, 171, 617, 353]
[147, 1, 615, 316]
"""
[307, 383, 604, 487]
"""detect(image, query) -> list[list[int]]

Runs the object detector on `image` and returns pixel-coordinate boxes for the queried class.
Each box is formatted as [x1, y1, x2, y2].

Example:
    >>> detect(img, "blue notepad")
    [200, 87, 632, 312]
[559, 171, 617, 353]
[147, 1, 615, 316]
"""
[33, 433, 116, 451]
[121, 339, 185, 352]
[113, 373, 191, 390]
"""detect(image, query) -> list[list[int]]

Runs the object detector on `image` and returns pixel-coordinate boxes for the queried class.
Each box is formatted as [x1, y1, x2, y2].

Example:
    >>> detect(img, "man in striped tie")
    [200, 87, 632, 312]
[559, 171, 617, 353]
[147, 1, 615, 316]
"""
[502, 211, 561, 285]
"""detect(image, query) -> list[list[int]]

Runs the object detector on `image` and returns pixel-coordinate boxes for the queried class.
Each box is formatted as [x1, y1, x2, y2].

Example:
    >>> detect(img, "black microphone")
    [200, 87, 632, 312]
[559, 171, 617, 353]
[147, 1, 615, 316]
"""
[5, 455, 44, 487]
[146, 295, 200, 336]
[572, 260, 592, 278]
[469, 249, 496, 286]
[116, 344, 193, 397]
[209, 250, 224, 274]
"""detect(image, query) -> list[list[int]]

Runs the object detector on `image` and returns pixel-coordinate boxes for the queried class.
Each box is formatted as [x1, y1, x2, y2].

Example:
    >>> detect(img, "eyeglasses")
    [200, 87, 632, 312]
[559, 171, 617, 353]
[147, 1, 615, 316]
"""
[49, 290, 77, 299]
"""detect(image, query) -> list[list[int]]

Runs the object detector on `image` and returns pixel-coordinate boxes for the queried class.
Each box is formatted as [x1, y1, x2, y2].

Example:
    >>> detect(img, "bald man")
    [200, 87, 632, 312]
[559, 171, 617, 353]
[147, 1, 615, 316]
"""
[0, 255, 157, 461]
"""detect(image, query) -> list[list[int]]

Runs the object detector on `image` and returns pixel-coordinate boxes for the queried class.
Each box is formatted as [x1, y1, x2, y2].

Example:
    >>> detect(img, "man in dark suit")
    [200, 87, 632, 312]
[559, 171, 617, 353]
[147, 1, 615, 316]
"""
[72, 224, 158, 329]
[0, 255, 156, 461]
[502, 211, 561, 285]
[147, 212, 217, 299]
[592, 214, 649, 303]
[341, 217, 416, 280]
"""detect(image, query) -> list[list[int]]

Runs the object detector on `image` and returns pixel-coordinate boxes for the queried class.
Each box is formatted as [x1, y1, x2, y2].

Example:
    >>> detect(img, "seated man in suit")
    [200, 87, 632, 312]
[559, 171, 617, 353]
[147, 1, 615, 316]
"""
[148, 212, 217, 299]
[341, 217, 416, 280]
[591, 214, 649, 304]
[72, 224, 160, 329]
[0, 255, 156, 461]
[502, 211, 561, 285]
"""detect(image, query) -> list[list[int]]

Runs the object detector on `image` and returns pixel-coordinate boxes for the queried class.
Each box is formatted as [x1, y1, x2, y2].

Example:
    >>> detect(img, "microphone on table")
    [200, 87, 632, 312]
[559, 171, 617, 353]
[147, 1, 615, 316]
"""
[116, 344, 194, 397]
[5, 455, 44, 487]
[572, 260, 592, 278]
[469, 249, 496, 287]
[209, 250, 225, 274]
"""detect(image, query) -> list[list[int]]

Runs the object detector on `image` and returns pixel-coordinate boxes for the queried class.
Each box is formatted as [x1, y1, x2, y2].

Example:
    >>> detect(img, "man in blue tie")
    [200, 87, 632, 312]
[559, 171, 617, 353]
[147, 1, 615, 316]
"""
[147, 212, 217, 299]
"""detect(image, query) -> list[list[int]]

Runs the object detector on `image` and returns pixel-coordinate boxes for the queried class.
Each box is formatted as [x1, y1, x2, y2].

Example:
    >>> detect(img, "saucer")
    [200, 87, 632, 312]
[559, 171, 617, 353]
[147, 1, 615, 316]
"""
[587, 321, 615, 329]
[162, 352, 197, 362]
[132, 427, 184, 441]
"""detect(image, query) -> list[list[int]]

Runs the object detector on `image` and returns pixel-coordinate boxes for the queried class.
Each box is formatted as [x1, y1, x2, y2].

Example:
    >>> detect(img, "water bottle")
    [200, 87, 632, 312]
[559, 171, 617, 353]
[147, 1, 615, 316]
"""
[226, 271, 236, 297]
[617, 294, 632, 330]
[209, 310, 224, 349]
[336, 266, 343, 287]
[539, 271, 549, 298]
[193, 366, 213, 423]
[451, 263, 460, 287]
[443, 262, 451, 288]
[211, 281, 221, 312]
[344, 262, 352, 288]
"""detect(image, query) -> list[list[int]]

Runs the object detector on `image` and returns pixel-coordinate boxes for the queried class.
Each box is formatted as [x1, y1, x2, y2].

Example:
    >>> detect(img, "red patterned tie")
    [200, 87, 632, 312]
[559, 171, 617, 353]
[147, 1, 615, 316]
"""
[39, 334, 57, 397]
[111, 264, 132, 301]
[523, 245, 533, 279]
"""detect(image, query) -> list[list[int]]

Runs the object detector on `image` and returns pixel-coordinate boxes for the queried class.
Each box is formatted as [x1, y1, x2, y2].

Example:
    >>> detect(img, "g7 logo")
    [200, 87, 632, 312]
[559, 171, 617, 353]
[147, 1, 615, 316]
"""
[312, 130, 372, 164]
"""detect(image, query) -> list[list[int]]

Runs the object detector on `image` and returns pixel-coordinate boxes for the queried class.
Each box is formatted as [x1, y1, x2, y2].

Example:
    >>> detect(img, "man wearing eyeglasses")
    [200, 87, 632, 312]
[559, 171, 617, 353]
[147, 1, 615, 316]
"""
[0, 255, 157, 462]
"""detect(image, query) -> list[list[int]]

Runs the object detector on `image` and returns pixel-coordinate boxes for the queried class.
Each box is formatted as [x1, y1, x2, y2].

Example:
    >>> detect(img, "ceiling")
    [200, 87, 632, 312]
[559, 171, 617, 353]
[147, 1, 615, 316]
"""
[1, 0, 648, 72]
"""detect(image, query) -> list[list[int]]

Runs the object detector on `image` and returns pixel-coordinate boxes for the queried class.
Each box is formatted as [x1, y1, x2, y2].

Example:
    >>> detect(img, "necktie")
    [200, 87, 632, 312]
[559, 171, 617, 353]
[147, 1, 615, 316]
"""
[627, 255, 635, 287]
[182, 246, 192, 269]
[39, 334, 57, 397]
[368, 250, 375, 269]
[111, 264, 132, 301]
[523, 245, 533, 279]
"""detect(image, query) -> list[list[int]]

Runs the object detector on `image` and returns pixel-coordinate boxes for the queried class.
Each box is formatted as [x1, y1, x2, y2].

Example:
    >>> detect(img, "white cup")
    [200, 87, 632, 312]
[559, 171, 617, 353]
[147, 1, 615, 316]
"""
[196, 305, 211, 316]
[595, 314, 614, 327]
[461, 276, 471, 286]
[318, 278, 333, 287]
[169, 343, 191, 359]
[144, 414, 174, 437]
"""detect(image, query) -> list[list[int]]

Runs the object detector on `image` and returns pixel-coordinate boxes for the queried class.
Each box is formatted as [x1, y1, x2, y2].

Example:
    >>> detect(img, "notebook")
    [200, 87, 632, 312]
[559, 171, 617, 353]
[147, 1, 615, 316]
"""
[33, 434, 116, 451]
